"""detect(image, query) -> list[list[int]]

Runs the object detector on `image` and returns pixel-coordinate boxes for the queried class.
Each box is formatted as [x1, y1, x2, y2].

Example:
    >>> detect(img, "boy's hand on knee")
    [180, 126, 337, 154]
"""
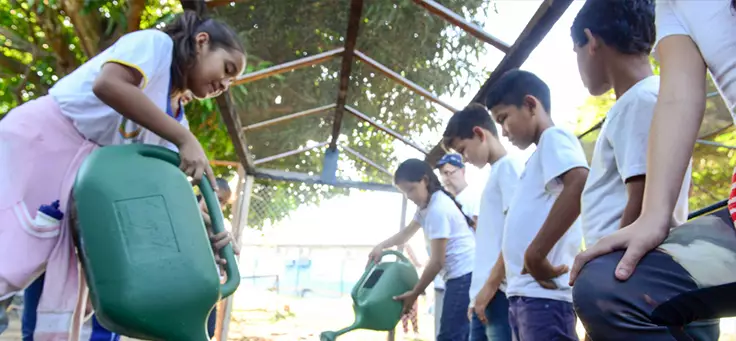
[570, 215, 668, 284]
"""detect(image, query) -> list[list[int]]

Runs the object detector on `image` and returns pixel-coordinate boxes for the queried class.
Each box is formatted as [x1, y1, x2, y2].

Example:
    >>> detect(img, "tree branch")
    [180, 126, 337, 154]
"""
[29, 2, 80, 75]
[59, 0, 102, 58]
[126, 0, 146, 33]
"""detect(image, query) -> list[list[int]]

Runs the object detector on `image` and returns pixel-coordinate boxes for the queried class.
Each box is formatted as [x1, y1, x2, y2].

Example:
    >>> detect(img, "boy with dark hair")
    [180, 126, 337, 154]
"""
[567, 1, 718, 339]
[443, 103, 521, 341]
[486, 69, 588, 340]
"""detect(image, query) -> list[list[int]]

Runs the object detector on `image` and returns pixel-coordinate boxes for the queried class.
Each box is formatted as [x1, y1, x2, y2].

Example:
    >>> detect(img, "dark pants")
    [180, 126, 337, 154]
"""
[508, 296, 578, 341]
[22, 274, 121, 341]
[573, 216, 734, 341]
[438, 272, 472, 341]
[470, 290, 513, 341]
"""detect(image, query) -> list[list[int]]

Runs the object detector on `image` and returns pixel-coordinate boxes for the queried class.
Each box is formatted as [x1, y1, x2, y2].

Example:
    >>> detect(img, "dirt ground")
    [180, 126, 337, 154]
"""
[4, 290, 736, 341]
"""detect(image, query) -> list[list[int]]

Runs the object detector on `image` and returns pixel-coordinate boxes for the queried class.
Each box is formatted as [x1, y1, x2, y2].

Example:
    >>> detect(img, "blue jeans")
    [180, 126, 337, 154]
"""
[508, 296, 578, 341]
[438, 272, 471, 341]
[22, 274, 120, 341]
[470, 290, 512, 341]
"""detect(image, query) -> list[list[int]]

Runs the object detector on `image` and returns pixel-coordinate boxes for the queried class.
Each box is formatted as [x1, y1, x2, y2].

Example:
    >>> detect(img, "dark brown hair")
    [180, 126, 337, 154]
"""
[394, 159, 475, 228]
[162, 11, 245, 93]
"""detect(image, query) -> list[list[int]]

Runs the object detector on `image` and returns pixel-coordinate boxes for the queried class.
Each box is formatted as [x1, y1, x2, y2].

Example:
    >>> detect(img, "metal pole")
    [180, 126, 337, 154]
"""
[389, 196, 409, 341]
[217, 171, 255, 341]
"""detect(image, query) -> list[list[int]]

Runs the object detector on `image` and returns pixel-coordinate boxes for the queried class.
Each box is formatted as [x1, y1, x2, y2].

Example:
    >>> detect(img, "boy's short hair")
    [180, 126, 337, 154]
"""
[485, 69, 551, 113]
[443, 103, 497, 148]
[216, 178, 231, 192]
[571, 0, 655, 55]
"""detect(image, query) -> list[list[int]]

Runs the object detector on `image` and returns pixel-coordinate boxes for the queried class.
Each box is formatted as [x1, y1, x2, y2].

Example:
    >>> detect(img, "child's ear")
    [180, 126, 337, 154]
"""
[472, 126, 485, 142]
[524, 95, 537, 115]
[194, 32, 210, 51]
[583, 28, 598, 54]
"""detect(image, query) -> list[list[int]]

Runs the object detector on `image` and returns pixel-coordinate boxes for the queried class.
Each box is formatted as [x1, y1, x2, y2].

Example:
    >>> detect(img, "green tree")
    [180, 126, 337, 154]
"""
[574, 58, 734, 211]
[1, 0, 494, 228]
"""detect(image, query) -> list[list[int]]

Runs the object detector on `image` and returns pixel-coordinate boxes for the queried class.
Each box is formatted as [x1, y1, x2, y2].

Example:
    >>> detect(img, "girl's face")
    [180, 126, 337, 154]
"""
[396, 179, 430, 208]
[188, 32, 247, 99]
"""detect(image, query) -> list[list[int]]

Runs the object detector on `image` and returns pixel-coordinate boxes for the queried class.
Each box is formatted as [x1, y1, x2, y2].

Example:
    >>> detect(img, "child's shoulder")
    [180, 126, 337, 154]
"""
[540, 126, 577, 145]
[608, 76, 660, 120]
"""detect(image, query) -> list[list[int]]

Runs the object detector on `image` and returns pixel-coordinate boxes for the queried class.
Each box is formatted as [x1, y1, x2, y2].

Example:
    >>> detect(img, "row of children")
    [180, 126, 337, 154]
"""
[0, 10, 245, 340]
[370, 0, 736, 340]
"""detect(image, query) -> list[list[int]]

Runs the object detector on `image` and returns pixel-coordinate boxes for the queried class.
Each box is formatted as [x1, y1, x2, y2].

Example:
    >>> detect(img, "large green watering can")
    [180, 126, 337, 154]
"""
[72, 144, 240, 341]
[320, 250, 418, 341]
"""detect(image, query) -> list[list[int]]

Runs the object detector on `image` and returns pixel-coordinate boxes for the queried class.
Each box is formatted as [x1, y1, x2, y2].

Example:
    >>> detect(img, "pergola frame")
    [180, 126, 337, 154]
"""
[181, 0, 574, 189]
[179, 1, 573, 340]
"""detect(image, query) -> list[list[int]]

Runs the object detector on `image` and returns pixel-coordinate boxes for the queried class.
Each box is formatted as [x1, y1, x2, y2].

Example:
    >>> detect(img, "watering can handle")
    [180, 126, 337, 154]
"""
[137, 145, 241, 298]
[351, 249, 412, 299]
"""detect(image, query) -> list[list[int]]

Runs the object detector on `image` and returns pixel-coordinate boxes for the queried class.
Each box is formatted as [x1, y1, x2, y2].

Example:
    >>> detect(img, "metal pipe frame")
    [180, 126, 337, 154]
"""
[329, 0, 365, 151]
[342, 144, 392, 176]
[253, 168, 398, 193]
[354, 50, 458, 113]
[345, 105, 429, 155]
[253, 141, 330, 166]
[411, 0, 510, 53]
[243, 104, 337, 132]
[233, 48, 345, 86]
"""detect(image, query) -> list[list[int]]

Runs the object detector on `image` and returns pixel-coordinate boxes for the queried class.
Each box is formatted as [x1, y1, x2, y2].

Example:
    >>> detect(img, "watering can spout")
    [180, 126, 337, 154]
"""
[319, 322, 360, 341]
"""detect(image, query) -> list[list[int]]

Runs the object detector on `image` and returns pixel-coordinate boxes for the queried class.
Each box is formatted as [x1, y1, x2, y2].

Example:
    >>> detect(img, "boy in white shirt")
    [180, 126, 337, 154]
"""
[567, 1, 720, 339]
[486, 70, 589, 340]
[443, 103, 522, 341]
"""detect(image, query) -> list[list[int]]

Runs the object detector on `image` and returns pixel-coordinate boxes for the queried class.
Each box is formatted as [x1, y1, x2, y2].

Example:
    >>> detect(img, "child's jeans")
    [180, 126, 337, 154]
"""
[438, 272, 471, 341]
[22, 274, 120, 341]
[470, 290, 512, 341]
[508, 296, 578, 341]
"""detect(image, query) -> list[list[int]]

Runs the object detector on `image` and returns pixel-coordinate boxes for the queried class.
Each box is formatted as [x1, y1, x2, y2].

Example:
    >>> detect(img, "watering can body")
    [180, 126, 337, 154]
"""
[321, 250, 418, 340]
[72, 144, 240, 341]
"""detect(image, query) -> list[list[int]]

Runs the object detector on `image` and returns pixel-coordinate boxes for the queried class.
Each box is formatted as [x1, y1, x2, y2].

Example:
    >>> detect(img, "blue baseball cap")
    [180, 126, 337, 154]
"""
[436, 153, 464, 169]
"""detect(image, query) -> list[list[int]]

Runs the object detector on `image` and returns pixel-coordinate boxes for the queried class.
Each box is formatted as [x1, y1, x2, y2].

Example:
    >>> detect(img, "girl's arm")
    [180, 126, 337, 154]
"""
[411, 238, 446, 295]
[93, 63, 192, 147]
[375, 220, 421, 250]
[640, 35, 707, 227]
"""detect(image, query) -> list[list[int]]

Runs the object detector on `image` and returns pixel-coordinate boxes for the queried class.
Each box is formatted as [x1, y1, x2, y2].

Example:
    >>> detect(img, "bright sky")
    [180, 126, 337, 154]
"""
[242, 1, 590, 248]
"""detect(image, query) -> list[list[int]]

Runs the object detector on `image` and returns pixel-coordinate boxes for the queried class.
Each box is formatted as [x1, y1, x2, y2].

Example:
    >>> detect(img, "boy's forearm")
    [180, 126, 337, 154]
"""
[482, 253, 505, 292]
[620, 177, 646, 228]
[529, 184, 584, 257]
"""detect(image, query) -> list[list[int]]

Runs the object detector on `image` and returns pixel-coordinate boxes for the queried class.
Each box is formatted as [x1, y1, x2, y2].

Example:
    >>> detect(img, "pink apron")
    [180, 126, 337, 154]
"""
[0, 95, 98, 340]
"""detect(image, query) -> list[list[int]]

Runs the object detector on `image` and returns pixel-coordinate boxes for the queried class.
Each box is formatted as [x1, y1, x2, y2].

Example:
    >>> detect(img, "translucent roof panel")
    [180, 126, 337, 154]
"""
[210, 0, 350, 66]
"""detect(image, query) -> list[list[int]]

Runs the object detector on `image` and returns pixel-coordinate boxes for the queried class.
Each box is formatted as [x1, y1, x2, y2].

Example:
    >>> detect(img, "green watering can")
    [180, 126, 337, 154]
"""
[72, 144, 240, 341]
[320, 250, 419, 341]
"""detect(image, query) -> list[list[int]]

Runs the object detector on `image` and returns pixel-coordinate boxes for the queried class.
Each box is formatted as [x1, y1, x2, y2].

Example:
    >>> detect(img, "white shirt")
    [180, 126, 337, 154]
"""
[413, 191, 475, 281]
[112, 111, 190, 152]
[503, 127, 587, 302]
[469, 155, 523, 305]
[581, 76, 691, 247]
[455, 187, 480, 218]
[655, 0, 736, 116]
[49, 30, 175, 145]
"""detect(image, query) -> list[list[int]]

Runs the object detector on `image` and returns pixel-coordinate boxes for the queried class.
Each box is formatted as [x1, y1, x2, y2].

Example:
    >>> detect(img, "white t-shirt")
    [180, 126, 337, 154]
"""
[112, 110, 190, 152]
[655, 0, 736, 116]
[503, 127, 587, 302]
[469, 155, 524, 305]
[413, 191, 475, 281]
[455, 187, 480, 219]
[49, 30, 175, 145]
[581, 76, 692, 248]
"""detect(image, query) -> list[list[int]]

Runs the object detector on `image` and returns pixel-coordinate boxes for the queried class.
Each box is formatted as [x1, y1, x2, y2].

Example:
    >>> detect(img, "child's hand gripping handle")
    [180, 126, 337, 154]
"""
[138, 145, 241, 298]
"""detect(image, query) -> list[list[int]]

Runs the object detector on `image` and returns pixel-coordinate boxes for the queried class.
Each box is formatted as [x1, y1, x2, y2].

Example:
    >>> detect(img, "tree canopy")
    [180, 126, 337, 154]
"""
[0, 0, 494, 228]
